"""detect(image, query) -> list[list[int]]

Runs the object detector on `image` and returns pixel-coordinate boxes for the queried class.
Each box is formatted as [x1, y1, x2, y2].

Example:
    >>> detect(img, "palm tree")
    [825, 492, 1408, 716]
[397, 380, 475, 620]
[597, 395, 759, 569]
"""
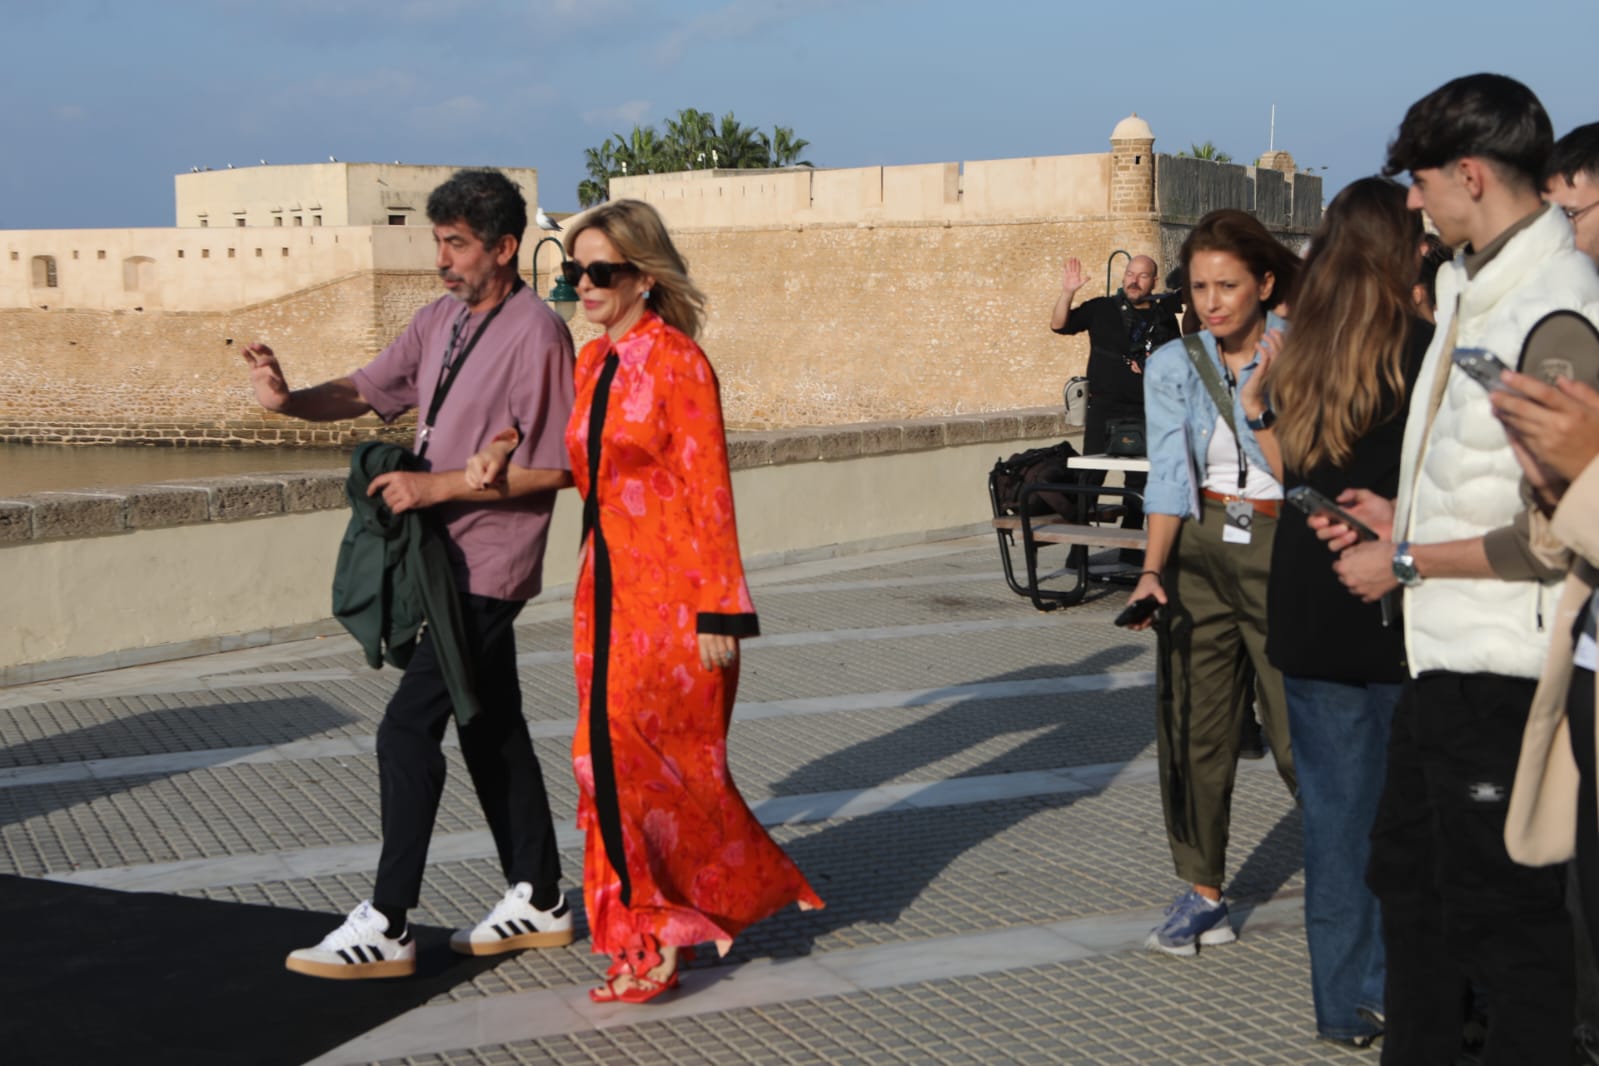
[579, 142, 617, 206]
[576, 111, 815, 202]
[712, 112, 768, 169]
[663, 108, 716, 170]
[763, 126, 813, 168]
[1180, 141, 1234, 164]
[612, 126, 666, 177]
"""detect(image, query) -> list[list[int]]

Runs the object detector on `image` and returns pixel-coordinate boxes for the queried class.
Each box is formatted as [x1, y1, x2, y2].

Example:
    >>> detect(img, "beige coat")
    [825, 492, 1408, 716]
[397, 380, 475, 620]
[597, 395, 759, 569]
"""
[1505, 459, 1599, 866]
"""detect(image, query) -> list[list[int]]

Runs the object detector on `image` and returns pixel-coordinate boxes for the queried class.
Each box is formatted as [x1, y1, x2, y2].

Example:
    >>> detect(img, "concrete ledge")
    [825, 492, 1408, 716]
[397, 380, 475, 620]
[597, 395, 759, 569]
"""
[0, 408, 1069, 543]
[0, 409, 1076, 680]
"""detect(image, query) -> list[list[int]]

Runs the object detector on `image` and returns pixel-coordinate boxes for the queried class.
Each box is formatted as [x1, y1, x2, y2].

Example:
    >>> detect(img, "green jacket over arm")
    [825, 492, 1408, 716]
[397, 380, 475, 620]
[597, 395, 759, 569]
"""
[332, 441, 482, 726]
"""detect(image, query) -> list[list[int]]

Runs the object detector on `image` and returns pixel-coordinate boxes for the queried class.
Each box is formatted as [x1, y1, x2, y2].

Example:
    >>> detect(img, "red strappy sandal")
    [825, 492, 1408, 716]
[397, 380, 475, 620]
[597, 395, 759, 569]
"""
[588, 934, 693, 1005]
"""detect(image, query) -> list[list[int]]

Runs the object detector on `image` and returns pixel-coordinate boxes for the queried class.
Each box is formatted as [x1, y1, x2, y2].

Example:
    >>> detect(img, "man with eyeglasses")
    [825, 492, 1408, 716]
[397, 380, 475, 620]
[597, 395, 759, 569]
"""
[1546, 123, 1599, 264]
[239, 168, 577, 979]
[1050, 253, 1181, 544]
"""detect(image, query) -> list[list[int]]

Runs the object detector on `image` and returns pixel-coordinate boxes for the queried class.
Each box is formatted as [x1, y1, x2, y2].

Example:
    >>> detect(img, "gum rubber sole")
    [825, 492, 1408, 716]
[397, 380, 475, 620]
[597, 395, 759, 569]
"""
[449, 926, 576, 956]
[284, 955, 416, 979]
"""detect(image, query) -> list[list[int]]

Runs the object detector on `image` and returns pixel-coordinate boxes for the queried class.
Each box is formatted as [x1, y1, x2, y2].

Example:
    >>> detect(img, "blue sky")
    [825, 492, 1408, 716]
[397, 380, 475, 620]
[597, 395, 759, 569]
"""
[3, 0, 1593, 229]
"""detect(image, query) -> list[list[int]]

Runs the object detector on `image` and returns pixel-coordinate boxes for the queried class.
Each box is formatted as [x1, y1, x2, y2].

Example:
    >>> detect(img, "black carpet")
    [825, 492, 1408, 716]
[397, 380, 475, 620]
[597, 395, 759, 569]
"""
[0, 874, 508, 1066]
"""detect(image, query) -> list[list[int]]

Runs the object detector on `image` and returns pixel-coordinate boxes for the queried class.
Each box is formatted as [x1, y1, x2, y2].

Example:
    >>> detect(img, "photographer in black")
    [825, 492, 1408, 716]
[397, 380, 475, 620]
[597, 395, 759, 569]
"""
[1050, 253, 1182, 544]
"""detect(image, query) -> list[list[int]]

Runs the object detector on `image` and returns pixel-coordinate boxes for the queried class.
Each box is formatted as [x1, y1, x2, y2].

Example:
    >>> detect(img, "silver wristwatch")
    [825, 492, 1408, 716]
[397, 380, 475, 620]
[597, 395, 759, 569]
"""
[1391, 541, 1423, 588]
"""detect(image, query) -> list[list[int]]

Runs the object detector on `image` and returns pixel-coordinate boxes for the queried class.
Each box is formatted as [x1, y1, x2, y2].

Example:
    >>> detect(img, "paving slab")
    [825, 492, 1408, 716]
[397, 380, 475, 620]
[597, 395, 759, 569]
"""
[0, 539, 1337, 1065]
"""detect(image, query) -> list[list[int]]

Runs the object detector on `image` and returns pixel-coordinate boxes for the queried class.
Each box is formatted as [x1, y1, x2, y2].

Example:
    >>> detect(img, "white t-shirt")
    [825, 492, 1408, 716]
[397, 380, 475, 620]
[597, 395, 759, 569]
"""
[1203, 416, 1282, 500]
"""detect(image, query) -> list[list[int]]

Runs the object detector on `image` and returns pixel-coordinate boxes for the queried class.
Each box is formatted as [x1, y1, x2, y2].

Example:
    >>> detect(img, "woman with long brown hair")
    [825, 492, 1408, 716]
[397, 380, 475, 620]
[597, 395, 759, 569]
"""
[1124, 209, 1299, 957]
[1254, 177, 1432, 1047]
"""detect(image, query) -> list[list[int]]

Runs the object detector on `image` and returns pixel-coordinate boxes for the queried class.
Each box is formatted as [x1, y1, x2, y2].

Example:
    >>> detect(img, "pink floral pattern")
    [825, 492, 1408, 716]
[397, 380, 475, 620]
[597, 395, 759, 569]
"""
[567, 312, 823, 955]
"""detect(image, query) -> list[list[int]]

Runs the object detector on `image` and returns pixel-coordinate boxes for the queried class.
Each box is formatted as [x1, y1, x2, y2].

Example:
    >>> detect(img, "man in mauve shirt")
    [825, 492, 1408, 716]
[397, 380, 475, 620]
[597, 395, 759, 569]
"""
[240, 169, 577, 980]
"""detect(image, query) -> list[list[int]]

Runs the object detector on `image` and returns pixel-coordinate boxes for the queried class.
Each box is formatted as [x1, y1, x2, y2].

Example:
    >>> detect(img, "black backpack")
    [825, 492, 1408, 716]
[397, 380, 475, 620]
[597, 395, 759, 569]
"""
[989, 440, 1088, 522]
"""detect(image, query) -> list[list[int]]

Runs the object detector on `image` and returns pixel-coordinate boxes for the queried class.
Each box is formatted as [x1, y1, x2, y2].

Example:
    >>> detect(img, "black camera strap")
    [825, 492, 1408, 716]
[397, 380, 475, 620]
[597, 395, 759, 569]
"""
[417, 279, 522, 459]
[1182, 335, 1247, 492]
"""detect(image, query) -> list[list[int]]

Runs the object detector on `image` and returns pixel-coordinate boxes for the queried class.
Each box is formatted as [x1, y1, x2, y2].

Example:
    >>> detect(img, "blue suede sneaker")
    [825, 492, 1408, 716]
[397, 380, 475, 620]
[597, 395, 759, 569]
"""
[1145, 889, 1237, 956]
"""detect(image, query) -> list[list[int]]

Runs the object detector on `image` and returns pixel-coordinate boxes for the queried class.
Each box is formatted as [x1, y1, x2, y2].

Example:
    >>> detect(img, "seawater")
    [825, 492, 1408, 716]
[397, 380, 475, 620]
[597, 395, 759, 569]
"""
[0, 443, 351, 497]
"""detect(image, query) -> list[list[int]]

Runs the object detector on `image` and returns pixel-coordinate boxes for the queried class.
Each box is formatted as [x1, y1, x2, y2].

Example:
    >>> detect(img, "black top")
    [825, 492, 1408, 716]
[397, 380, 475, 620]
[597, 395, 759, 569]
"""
[1054, 291, 1182, 408]
[1266, 318, 1434, 683]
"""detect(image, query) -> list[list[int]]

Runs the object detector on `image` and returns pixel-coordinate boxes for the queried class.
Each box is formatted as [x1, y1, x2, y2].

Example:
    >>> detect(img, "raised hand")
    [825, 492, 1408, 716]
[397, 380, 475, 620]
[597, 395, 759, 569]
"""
[241, 342, 291, 412]
[1240, 327, 1283, 420]
[1061, 257, 1090, 296]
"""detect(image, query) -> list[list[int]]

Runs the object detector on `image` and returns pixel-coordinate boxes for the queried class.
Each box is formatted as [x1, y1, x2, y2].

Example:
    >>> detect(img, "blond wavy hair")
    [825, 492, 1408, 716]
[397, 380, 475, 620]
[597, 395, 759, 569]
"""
[565, 199, 707, 339]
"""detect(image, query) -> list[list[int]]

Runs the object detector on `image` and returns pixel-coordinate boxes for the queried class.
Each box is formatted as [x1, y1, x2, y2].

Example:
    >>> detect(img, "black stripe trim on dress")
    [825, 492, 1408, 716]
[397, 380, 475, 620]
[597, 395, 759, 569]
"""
[696, 611, 760, 637]
[584, 350, 634, 908]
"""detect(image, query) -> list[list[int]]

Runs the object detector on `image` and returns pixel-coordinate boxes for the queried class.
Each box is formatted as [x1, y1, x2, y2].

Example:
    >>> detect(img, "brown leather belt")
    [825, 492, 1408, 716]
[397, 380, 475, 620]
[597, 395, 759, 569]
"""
[1201, 489, 1280, 519]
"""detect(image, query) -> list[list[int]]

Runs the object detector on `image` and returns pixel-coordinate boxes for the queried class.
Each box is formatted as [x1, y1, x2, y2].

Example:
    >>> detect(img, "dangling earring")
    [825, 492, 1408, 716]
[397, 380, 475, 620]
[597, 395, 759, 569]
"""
[642, 290, 652, 301]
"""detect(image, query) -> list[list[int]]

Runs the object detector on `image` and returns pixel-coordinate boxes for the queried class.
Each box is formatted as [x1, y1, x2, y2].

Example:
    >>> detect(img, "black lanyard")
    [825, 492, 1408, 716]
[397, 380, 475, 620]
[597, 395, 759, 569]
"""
[1222, 362, 1248, 493]
[416, 279, 522, 459]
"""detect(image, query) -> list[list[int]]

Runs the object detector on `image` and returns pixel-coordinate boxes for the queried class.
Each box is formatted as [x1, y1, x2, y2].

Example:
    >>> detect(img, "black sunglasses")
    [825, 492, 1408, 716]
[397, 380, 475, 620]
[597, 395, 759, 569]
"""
[560, 260, 638, 288]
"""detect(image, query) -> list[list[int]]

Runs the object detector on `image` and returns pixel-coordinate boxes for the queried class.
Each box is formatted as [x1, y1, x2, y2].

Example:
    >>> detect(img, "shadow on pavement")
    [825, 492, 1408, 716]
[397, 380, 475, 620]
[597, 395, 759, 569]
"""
[0, 697, 357, 832]
[0, 873, 506, 1066]
[727, 646, 1303, 961]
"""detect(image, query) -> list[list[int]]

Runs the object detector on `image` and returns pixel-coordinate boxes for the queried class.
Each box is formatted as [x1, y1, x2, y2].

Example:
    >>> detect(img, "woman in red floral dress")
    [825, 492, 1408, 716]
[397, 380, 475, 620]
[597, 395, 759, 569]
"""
[470, 199, 821, 1004]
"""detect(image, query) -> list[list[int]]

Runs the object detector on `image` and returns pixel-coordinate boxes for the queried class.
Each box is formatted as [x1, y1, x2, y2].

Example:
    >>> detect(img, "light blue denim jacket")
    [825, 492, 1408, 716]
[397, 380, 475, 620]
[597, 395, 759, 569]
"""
[1142, 312, 1286, 518]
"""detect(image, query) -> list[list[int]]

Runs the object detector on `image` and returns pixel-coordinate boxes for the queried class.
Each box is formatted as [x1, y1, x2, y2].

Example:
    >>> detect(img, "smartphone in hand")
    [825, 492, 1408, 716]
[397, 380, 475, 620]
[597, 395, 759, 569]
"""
[1285, 485, 1378, 542]
[1452, 347, 1524, 396]
[1114, 596, 1159, 628]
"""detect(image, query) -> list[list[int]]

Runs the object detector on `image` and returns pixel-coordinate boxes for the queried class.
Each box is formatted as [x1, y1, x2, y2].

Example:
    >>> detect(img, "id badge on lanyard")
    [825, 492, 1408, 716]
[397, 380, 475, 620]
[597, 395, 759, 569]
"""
[1222, 499, 1253, 544]
[1221, 363, 1252, 544]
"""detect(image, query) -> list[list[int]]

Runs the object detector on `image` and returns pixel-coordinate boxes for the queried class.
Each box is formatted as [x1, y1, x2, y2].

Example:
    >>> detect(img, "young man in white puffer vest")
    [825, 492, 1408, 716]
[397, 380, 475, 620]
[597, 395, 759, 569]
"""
[1322, 74, 1599, 1065]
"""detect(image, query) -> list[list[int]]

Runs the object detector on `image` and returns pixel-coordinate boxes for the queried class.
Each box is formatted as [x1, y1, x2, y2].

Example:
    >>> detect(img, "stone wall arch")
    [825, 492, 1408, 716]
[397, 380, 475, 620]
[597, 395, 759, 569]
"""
[122, 256, 157, 292]
[31, 255, 58, 288]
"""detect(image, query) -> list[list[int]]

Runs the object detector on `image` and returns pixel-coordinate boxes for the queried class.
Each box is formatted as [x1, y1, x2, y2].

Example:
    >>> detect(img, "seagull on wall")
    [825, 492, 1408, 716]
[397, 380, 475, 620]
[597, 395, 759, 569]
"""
[534, 207, 561, 232]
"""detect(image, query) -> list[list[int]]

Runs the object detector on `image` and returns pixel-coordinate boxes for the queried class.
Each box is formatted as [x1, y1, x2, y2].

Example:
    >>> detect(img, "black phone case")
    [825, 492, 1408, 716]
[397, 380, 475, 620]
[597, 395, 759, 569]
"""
[1114, 597, 1159, 627]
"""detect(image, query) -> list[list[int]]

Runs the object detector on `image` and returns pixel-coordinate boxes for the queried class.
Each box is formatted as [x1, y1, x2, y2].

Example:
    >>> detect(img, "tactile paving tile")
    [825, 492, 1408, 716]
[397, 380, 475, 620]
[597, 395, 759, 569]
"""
[0, 737, 581, 876]
[8, 543, 1332, 1065]
[728, 685, 1161, 796]
[178, 765, 1302, 1009]
[377, 925, 1354, 1066]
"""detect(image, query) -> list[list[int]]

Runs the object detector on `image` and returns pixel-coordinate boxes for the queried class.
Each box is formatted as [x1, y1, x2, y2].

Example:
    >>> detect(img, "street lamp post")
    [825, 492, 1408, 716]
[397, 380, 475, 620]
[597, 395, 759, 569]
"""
[1104, 249, 1131, 297]
[532, 235, 579, 322]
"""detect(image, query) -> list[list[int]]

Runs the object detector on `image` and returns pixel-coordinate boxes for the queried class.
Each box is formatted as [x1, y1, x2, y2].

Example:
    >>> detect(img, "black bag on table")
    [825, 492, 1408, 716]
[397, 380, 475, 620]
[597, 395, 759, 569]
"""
[1103, 416, 1146, 457]
[989, 440, 1088, 522]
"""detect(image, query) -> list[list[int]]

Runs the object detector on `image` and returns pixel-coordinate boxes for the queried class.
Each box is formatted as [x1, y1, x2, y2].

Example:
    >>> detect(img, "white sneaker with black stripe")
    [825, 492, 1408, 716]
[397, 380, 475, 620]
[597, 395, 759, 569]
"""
[285, 900, 416, 980]
[450, 882, 574, 956]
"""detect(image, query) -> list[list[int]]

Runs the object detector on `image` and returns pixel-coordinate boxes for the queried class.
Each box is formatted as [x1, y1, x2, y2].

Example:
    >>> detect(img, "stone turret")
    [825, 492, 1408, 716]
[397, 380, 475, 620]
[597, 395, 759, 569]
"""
[1257, 149, 1296, 175]
[1110, 113, 1156, 216]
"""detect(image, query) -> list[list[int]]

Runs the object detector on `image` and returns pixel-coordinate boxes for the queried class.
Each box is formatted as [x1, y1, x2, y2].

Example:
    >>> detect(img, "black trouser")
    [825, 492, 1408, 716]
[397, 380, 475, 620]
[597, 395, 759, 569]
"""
[372, 593, 561, 910]
[1573, 667, 1599, 968]
[1367, 673, 1572, 1065]
[1082, 400, 1145, 531]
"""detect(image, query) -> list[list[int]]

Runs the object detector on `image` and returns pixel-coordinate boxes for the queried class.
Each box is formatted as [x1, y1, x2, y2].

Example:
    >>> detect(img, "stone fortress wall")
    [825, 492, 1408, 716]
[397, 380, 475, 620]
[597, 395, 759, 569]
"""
[0, 124, 1320, 445]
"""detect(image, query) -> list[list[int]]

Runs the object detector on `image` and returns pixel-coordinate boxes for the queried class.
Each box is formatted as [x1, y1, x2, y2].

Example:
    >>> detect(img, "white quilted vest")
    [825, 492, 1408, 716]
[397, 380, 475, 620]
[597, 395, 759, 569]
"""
[1396, 207, 1599, 678]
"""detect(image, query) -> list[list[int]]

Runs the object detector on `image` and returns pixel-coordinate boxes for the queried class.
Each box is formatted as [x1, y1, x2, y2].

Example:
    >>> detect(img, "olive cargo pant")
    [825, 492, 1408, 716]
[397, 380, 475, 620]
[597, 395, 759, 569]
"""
[1155, 497, 1297, 888]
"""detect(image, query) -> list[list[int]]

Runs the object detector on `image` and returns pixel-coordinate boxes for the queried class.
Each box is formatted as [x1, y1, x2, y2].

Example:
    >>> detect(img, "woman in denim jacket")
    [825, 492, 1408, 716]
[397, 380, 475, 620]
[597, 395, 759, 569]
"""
[1123, 209, 1300, 958]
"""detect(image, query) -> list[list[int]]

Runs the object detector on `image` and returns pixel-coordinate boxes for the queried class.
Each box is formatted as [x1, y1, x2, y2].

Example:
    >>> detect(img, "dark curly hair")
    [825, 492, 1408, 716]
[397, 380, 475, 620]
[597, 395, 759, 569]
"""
[426, 169, 528, 263]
